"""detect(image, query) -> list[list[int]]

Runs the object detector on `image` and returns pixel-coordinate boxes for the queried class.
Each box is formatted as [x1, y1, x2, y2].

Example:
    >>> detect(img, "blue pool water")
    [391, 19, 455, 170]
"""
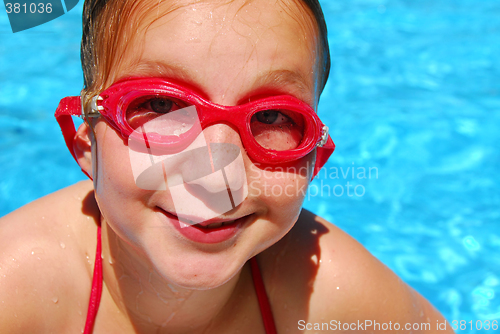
[1, 0, 499, 329]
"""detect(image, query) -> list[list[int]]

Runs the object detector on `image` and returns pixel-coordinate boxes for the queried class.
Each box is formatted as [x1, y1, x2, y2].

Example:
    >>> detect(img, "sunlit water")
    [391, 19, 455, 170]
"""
[1, 0, 499, 329]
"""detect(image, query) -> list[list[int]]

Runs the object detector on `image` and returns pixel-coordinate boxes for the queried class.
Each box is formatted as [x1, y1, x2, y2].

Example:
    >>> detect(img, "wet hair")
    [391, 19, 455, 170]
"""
[80, 0, 330, 105]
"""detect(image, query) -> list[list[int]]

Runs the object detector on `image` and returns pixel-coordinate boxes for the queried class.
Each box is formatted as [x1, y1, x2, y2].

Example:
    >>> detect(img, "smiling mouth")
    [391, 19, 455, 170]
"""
[158, 208, 244, 229]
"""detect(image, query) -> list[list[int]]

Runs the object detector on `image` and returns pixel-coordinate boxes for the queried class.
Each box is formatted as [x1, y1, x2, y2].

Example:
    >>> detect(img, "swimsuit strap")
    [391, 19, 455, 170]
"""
[83, 225, 103, 334]
[83, 226, 277, 334]
[250, 257, 278, 334]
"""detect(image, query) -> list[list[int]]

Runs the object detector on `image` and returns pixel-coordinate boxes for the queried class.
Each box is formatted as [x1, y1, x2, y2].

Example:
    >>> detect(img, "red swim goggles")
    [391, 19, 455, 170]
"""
[55, 77, 335, 177]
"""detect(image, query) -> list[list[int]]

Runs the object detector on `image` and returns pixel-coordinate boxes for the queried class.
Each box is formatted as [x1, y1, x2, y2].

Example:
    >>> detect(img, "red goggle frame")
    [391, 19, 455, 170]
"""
[55, 78, 335, 178]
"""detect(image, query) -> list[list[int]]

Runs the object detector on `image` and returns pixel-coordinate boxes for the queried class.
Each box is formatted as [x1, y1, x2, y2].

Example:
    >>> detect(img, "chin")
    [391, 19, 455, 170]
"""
[150, 250, 248, 290]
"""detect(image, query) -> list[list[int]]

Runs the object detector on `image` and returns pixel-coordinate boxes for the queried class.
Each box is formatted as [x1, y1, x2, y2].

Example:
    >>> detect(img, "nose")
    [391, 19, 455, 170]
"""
[190, 123, 245, 186]
[165, 124, 248, 223]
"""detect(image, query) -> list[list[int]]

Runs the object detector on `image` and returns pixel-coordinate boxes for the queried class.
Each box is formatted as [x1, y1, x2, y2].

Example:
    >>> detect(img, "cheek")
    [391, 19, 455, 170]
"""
[249, 153, 314, 221]
[92, 124, 149, 232]
[95, 125, 134, 193]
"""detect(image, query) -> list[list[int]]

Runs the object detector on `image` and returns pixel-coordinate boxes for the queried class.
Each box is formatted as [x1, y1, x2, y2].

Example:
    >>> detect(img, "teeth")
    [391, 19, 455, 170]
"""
[206, 222, 224, 228]
[202, 220, 238, 228]
[179, 221, 191, 229]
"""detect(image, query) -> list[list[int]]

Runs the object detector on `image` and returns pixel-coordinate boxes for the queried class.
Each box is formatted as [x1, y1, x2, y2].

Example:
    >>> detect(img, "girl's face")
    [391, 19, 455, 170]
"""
[91, 0, 320, 288]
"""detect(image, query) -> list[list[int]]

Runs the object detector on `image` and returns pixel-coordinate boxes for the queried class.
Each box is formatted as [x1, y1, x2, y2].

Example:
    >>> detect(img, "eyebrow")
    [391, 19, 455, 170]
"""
[248, 69, 313, 105]
[119, 61, 314, 105]
[119, 61, 193, 83]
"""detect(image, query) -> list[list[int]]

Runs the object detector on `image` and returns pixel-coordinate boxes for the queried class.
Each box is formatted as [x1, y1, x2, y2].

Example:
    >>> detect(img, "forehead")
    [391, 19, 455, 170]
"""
[110, 0, 319, 104]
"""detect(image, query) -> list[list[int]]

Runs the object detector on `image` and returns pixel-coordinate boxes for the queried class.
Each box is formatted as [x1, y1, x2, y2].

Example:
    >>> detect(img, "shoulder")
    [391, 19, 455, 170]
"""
[259, 209, 452, 333]
[0, 181, 99, 332]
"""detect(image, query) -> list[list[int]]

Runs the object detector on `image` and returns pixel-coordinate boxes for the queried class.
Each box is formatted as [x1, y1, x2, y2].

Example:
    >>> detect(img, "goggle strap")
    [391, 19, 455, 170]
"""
[312, 135, 335, 180]
[55, 96, 94, 180]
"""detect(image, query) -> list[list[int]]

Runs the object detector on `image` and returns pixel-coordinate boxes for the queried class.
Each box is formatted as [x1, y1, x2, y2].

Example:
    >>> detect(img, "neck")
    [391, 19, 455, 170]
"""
[99, 221, 246, 333]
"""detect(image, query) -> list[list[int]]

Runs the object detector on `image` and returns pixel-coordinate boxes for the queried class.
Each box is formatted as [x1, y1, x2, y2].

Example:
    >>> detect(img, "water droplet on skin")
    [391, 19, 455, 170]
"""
[336, 286, 340, 290]
[31, 248, 44, 255]
[52, 297, 58, 303]
[310, 254, 318, 265]
[60, 242, 66, 249]
[108, 257, 114, 265]
[311, 229, 317, 234]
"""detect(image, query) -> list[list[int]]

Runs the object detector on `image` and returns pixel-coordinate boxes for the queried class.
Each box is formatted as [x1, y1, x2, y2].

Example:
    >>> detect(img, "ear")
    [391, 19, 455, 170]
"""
[73, 122, 94, 180]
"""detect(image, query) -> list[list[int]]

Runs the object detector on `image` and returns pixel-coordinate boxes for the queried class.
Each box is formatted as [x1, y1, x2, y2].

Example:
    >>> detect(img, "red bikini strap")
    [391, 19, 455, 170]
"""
[83, 225, 103, 334]
[250, 257, 277, 334]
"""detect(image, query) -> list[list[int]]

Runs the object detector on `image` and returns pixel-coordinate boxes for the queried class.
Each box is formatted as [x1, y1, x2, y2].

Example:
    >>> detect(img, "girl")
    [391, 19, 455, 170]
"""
[0, 0, 452, 333]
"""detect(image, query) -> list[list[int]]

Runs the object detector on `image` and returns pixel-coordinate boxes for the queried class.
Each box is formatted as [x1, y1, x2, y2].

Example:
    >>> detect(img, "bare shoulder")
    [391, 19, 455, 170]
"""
[260, 209, 453, 333]
[0, 181, 99, 333]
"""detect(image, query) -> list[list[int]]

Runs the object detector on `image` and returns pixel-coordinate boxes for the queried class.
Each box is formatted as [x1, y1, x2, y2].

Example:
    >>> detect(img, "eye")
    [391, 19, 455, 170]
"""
[146, 98, 174, 114]
[126, 96, 189, 130]
[254, 110, 289, 125]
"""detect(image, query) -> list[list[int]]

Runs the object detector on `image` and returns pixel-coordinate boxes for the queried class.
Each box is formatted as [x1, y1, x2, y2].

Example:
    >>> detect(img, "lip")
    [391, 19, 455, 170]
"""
[158, 209, 249, 244]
